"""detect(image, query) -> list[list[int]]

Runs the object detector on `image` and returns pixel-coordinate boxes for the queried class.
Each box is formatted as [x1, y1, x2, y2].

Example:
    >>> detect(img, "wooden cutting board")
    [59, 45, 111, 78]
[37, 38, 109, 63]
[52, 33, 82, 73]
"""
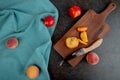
[54, 2, 116, 67]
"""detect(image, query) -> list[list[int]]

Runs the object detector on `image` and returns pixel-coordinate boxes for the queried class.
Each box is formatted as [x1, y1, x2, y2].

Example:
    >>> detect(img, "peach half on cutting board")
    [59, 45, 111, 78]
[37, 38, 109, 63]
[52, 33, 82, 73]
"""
[65, 26, 88, 49]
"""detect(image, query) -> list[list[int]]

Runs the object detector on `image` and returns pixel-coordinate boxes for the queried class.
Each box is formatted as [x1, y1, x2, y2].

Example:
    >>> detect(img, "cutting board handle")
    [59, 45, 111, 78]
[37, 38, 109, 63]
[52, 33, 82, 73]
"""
[101, 2, 116, 18]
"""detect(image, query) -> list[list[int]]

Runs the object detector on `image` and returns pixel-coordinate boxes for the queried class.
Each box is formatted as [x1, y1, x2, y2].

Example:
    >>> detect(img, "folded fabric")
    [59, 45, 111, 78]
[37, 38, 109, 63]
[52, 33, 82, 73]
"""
[0, 0, 58, 80]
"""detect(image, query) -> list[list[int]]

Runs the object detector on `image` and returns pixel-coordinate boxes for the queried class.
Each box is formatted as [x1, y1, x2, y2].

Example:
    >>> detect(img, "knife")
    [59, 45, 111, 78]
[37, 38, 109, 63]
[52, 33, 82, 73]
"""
[59, 38, 103, 66]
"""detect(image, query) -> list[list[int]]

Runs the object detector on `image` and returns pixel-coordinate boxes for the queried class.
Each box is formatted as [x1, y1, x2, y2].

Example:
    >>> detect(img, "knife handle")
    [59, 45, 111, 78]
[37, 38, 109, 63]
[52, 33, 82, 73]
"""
[64, 54, 77, 61]
[82, 38, 103, 54]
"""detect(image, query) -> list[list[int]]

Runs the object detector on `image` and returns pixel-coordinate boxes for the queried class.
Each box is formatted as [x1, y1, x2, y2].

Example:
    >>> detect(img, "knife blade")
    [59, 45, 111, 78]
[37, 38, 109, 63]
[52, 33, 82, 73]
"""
[59, 38, 103, 66]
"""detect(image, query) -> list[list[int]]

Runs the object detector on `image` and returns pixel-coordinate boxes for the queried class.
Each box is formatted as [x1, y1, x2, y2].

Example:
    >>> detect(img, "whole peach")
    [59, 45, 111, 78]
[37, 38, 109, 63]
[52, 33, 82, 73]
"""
[86, 52, 100, 65]
[6, 38, 18, 49]
[26, 65, 40, 79]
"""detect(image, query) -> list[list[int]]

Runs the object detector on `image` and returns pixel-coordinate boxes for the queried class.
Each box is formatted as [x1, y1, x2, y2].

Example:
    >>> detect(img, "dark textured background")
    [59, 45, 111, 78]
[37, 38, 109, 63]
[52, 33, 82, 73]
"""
[49, 0, 120, 80]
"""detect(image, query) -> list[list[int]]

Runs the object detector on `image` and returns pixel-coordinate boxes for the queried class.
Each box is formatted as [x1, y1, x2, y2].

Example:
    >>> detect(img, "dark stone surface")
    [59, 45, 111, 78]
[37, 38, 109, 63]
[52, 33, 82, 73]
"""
[49, 0, 120, 80]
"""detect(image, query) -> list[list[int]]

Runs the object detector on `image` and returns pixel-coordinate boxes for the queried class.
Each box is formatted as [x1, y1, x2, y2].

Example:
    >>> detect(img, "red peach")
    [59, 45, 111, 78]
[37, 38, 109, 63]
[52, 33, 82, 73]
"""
[86, 52, 100, 65]
[68, 5, 82, 18]
[43, 15, 55, 27]
[26, 65, 40, 79]
[6, 38, 18, 49]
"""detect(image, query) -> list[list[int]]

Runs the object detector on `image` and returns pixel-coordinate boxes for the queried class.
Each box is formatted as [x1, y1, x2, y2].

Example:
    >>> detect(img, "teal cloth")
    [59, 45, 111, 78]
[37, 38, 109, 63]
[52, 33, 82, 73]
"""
[0, 0, 58, 80]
